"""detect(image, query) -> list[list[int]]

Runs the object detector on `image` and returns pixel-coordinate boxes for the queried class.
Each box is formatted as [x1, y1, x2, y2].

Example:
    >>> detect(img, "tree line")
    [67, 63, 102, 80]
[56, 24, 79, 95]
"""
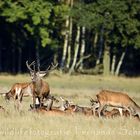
[0, 0, 140, 76]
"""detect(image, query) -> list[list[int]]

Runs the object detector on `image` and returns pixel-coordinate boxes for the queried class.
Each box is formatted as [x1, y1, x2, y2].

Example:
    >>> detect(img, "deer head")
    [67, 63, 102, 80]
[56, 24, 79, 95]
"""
[90, 97, 100, 111]
[59, 97, 73, 111]
[26, 61, 58, 82]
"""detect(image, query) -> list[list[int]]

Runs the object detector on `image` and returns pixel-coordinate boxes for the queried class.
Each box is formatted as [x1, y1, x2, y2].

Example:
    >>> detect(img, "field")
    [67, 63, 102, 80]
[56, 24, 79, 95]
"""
[0, 74, 140, 140]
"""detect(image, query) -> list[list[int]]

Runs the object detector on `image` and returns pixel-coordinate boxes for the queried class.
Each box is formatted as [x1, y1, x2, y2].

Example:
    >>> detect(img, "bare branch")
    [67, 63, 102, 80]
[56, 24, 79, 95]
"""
[76, 55, 91, 69]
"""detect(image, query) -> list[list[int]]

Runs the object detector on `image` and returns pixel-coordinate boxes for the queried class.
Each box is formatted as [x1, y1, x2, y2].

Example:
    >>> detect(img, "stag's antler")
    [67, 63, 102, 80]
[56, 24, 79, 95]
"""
[39, 63, 58, 74]
[46, 63, 58, 72]
[26, 61, 35, 72]
[90, 97, 94, 102]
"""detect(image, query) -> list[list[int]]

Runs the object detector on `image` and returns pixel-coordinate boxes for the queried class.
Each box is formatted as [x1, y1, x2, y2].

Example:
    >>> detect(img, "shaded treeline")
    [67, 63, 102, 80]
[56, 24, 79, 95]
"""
[0, 0, 140, 76]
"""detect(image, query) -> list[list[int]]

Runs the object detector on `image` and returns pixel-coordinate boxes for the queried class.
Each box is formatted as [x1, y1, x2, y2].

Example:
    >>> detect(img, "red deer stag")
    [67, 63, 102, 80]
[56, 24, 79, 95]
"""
[95, 90, 140, 118]
[26, 60, 58, 110]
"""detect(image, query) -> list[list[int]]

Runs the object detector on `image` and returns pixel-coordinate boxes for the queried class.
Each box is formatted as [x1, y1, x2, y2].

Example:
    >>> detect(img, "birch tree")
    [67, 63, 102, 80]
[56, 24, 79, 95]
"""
[69, 26, 80, 74]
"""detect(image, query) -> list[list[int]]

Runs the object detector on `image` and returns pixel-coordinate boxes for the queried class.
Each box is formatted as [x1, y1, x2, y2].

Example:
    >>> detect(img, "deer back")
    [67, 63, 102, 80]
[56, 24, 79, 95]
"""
[97, 90, 135, 107]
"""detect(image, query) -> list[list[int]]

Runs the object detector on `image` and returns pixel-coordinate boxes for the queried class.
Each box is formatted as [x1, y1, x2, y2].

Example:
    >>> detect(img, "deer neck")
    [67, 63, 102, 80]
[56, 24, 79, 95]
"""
[33, 78, 43, 94]
[134, 105, 140, 117]
[131, 102, 140, 118]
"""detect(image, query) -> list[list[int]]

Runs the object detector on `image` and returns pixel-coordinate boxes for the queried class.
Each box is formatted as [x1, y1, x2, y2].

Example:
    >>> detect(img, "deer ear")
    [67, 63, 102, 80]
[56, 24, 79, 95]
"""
[60, 97, 65, 101]
[39, 72, 47, 77]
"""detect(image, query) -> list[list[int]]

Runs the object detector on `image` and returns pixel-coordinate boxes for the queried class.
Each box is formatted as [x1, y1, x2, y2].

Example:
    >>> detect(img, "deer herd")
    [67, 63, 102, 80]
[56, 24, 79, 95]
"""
[0, 61, 140, 122]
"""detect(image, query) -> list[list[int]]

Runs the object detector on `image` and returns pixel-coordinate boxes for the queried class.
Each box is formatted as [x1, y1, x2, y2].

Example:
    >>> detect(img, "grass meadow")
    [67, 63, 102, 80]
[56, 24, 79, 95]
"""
[0, 74, 140, 140]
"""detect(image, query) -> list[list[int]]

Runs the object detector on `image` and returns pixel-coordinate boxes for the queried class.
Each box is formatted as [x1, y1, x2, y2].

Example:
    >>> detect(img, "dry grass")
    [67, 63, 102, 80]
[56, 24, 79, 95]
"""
[0, 74, 140, 140]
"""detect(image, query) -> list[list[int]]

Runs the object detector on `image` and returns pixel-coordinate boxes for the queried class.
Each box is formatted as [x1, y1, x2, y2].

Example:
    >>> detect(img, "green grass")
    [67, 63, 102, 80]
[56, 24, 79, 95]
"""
[0, 74, 140, 140]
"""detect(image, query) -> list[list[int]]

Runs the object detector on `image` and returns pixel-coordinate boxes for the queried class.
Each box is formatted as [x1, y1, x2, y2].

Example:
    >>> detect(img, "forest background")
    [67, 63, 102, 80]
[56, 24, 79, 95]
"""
[0, 0, 140, 76]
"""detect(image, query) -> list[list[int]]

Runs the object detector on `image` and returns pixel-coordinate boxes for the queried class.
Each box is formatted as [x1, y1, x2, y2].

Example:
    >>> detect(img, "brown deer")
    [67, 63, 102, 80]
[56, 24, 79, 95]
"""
[59, 97, 95, 116]
[1, 82, 34, 110]
[26, 61, 58, 110]
[29, 105, 70, 116]
[103, 109, 140, 121]
[90, 96, 140, 120]
[0, 61, 36, 110]
[95, 90, 140, 118]
[4, 82, 33, 100]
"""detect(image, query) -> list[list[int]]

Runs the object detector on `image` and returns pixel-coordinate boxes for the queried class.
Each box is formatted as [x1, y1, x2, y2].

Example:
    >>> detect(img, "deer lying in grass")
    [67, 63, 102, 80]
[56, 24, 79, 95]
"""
[90, 98, 100, 116]
[29, 97, 92, 116]
[59, 97, 95, 116]
[26, 61, 58, 110]
[29, 105, 68, 115]
[30, 95, 59, 110]
[103, 108, 140, 121]
[95, 90, 140, 118]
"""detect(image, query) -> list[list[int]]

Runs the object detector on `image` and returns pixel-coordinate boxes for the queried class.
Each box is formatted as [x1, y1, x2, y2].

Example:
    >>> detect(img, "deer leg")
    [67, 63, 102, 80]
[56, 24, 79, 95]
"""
[14, 97, 21, 111]
[37, 97, 41, 108]
[102, 106, 107, 116]
[118, 108, 123, 117]
[92, 102, 100, 117]
[18, 90, 24, 110]
[97, 105, 105, 118]
[40, 96, 44, 107]
[14, 87, 22, 111]
[92, 108, 96, 116]
[33, 95, 36, 109]
[35, 97, 40, 108]
[14, 99, 18, 111]
[126, 107, 132, 118]
[47, 98, 53, 111]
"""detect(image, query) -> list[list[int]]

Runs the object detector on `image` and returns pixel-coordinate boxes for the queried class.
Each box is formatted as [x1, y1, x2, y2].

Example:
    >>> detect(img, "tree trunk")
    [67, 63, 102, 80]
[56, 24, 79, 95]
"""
[60, 16, 69, 69]
[66, 0, 73, 70]
[111, 54, 116, 75]
[115, 50, 126, 76]
[18, 47, 22, 73]
[94, 32, 98, 48]
[66, 17, 73, 69]
[103, 41, 110, 76]
[69, 26, 80, 74]
[79, 26, 86, 70]
[12, 46, 16, 73]
[96, 27, 104, 65]
[76, 54, 91, 69]
[93, 32, 100, 65]
[36, 38, 40, 71]
[0, 40, 2, 72]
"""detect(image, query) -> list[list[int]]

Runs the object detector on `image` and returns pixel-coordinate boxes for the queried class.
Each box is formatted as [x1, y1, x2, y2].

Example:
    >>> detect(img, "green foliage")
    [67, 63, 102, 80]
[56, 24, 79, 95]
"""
[1, 0, 53, 47]
[0, 0, 140, 75]
[71, 0, 140, 49]
[40, 27, 51, 47]
[54, 4, 69, 20]
[135, 35, 140, 48]
[1, 1, 27, 22]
